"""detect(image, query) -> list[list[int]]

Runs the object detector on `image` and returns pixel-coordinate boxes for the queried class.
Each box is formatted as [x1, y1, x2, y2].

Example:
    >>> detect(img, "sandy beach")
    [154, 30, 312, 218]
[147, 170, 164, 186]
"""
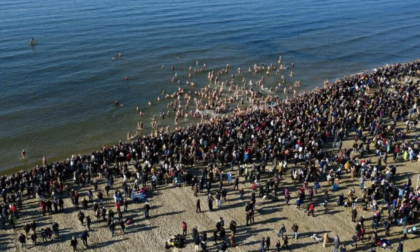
[1, 64, 420, 252]
[2, 133, 420, 252]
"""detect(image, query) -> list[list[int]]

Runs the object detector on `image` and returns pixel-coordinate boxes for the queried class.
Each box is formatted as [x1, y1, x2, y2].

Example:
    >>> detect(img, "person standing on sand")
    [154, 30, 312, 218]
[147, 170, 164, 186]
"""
[352, 207, 357, 222]
[194, 234, 200, 252]
[266, 236, 271, 250]
[259, 237, 266, 252]
[292, 223, 299, 240]
[70, 236, 78, 251]
[19, 233, 26, 248]
[282, 235, 289, 250]
[207, 194, 214, 211]
[109, 221, 116, 237]
[81, 231, 89, 247]
[333, 235, 340, 252]
[278, 224, 286, 238]
[230, 233, 236, 247]
[182, 221, 187, 236]
[144, 202, 150, 218]
[196, 199, 202, 213]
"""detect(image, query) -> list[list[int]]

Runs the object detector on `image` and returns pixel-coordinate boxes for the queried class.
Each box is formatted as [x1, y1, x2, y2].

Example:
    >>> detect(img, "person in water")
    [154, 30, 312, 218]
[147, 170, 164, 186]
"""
[30, 38, 36, 46]
[21, 150, 26, 159]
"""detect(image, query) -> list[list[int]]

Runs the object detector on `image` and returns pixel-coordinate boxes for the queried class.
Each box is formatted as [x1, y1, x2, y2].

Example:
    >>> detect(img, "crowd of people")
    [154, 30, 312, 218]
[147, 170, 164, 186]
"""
[1, 60, 420, 251]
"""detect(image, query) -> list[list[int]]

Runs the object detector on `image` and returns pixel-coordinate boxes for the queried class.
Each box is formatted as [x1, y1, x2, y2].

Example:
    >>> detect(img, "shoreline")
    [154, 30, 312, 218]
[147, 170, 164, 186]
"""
[2, 59, 419, 176]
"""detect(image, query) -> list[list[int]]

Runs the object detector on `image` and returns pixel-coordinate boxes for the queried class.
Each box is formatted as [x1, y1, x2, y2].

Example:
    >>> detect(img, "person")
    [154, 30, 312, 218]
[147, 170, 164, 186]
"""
[30, 232, 37, 245]
[308, 202, 315, 217]
[81, 231, 89, 247]
[213, 229, 218, 245]
[21, 150, 26, 159]
[275, 240, 281, 251]
[333, 235, 340, 252]
[230, 233, 236, 247]
[259, 237, 266, 252]
[219, 241, 228, 252]
[196, 199, 202, 213]
[229, 220, 237, 235]
[70, 236, 78, 251]
[266, 236, 271, 250]
[40, 228, 47, 242]
[144, 202, 150, 218]
[182, 221, 187, 236]
[397, 240, 403, 252]
[208, 194, 214, 211]
[220, 227, 226, 241]
[282, 235, 289, 249]
[86, 216, 92, 230]
[109, 221, 116, 237]
[78, 211, 85, 225]
[292, 223, 299, 239]
[52, 222, 59, 238]
[192, 226, 198, 239]
[19, 233, 26, 248]
[352, 207, 357, 222]
[194, 234, 200, 252]
[278, 224, 286, 238]
[30, 38, 36, 46]
[120, 220, 125, 234]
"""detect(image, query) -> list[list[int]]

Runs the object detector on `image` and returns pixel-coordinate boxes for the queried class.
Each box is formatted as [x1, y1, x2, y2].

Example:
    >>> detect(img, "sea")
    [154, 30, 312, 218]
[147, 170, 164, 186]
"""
[1, 0, 420, 173]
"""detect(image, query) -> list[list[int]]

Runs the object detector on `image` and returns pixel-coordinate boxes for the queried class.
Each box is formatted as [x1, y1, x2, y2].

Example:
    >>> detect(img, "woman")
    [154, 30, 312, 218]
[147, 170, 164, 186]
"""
[230, 233, 236, 247]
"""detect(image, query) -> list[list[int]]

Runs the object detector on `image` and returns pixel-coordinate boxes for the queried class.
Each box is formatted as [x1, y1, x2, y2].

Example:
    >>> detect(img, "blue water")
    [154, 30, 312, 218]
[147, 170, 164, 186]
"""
[1, 0, 420, 172]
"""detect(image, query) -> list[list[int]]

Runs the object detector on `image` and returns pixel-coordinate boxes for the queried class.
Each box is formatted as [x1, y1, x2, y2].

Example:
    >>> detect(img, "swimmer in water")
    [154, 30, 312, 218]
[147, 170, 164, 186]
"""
[119, 52, 122, 59]
[162, 65, 165, 69]
[115, 101, 119, 106]
[21, 150, 26, 159]
[30, 38, 36, 46]
[148, 101, 152, 106]
[157, 97, 160, 101]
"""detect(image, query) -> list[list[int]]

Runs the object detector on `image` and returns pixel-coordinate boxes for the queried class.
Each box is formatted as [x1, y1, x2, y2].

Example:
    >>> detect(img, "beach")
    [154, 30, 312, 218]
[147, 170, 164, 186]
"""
[1, 63, 420, 252]
[1, 135, 419, 252]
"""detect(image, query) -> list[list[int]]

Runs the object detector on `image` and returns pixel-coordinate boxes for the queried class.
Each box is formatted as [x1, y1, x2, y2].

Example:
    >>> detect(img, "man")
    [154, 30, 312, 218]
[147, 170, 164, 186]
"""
[352, 207, 358, 222]
[194, 234, 200, 252]
[144, 202, 150, 218]
[109, 221, 116, 237]
[219, 241, 228, 251]
[333, 235, 340, 252]
[86, 216, 92, 231]
[192, 226, 198, 239]
[292, 223, 299, 240]
[52, 222, 59, 237]
[196, 199, 202, 213]
[216, 191, 222, 208]
[207, 194, 214, 211]
[81, 231, 89, 247]
[18, 233, 26, 248]
[278, 224, 286, 239]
